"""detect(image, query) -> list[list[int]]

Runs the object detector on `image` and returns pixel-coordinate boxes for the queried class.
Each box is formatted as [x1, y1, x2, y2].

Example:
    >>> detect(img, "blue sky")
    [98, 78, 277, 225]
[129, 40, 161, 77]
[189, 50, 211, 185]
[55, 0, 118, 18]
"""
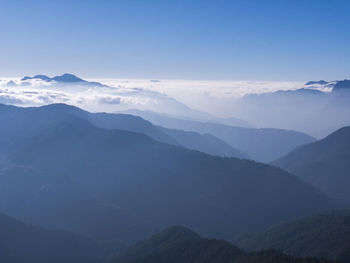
[1, 0, 349, 80]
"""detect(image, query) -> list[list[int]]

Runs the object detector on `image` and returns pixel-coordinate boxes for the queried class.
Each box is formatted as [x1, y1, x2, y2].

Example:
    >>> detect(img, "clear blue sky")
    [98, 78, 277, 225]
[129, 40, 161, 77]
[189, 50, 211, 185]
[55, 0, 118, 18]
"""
[1, 0, 349, 80]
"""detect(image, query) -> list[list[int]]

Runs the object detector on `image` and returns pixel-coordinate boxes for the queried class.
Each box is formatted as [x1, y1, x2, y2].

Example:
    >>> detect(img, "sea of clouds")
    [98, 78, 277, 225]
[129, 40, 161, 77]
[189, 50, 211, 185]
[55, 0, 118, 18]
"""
[0, 77, 308, 118]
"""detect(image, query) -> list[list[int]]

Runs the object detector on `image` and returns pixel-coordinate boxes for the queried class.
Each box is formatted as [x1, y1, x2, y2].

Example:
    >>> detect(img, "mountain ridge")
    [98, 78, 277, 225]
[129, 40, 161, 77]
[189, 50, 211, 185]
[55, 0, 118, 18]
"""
[111, 225, 336, 263]
[21, 73, 107, 87]
[273, 126, 350, 205]
[235, 210, 350, 262]
[120, 108, 316, 162]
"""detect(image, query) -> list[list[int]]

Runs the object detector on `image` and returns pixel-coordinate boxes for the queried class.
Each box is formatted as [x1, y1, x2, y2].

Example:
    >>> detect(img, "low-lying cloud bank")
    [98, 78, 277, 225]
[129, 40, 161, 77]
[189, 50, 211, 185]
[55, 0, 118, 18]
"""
[1, 75, 349, 137]
[0, 76, 306, 114]
[0, 77, 197, 116]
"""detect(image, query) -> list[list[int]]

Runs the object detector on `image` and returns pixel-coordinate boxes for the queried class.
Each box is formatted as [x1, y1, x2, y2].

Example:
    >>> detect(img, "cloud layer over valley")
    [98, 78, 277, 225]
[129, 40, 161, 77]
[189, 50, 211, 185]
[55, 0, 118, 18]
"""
[0, 76, 306, 115]
[1, 74, 349, 137]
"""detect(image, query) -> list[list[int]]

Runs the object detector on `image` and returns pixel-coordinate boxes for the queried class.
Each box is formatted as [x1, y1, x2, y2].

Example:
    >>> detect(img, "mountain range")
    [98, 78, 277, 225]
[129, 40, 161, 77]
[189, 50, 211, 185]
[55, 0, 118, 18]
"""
[21, 73, 107, 87]
[230, 79, 350, 138]
[1, 213, 341, 263]
[0, 103, 245, 159]
[119, 109, 316, 162]
[0, 103, 335, 246]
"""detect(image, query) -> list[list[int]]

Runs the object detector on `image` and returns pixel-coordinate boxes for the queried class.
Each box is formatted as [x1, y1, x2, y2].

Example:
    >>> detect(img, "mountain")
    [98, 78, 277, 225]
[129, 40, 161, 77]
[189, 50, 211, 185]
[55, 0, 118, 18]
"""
[273, 88, 325, 95]
[111, 226, 334, 263]
[236, 211, 350, 263]
[0, 103, 244, 158]
[21, 74, 51, 81]
[158, 127, 247, 158]
[37, 104, 246, 158]
[273, 126, 350, 205]
[51, 73, 86, 82]
[332, 79, 350, 93]
[229, 79, 350, 138]
[120, 108, 255, 128]
[0, 103, 335, 245]
[112, 226, 244, 263]
[21, 73, 107, 87]
[0, 212, 103, 263]
[305, 80, 330, 86]
[119, 109, 315, 162]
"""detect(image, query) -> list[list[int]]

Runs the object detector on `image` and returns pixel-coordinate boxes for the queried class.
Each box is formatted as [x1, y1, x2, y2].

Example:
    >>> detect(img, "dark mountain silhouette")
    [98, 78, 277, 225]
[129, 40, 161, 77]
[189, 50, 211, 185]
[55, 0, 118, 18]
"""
[112, 226, 244, 263]
[21, 74, 51, 81]
[20, 73, 107, 87]
[236, 211, 350, 263]
[51, 73, 85, 82]
[0, 104, 335, 245]
[119, 109, 315, 162]
[332, 79, 350, 93]
[0, 212, 104, 263]
[111, 226, 335, 263]
[305, 80, 329, 86]
[273, 126, 350, 205]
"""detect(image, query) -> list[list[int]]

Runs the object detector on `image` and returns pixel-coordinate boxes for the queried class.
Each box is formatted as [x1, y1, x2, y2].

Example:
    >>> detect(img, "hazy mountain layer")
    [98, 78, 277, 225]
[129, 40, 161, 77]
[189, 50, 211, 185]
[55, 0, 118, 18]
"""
[231, 81, 350, 138]
[120, 109, 315, 162]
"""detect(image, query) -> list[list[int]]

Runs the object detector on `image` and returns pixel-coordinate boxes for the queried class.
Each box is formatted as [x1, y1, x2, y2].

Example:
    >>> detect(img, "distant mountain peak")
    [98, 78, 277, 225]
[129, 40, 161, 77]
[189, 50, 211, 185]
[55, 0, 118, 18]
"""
[21, 74, 51, 81]
[332, 79, 350, 92]
[20, 73, 106, 87]
[305, 80, 329, 86]
[51, 73, 84, 83]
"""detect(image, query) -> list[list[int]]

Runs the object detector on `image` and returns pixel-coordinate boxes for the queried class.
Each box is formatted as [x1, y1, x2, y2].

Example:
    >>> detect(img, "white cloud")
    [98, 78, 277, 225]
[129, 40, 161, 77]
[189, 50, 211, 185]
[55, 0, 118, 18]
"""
[0, 77, 307, 118]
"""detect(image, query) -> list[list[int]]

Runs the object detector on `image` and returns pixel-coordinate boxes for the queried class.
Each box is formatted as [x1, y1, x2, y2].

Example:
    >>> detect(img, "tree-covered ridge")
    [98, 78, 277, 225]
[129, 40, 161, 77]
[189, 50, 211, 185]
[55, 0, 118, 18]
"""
[236, 211, 350, 262]
[112, 226, 244, 263]
[112, 226, 336, 263]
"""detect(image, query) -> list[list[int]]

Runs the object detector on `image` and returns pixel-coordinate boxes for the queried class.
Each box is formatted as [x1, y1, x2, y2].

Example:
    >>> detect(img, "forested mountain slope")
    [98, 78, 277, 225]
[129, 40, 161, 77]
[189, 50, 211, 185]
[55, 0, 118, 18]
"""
[236, 211, 350, 263]
[274, 126, 350, 205]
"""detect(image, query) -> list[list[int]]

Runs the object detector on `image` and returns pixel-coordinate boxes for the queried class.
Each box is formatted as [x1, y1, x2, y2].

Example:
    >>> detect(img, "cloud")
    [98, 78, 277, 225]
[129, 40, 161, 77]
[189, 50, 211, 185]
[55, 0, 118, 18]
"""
[0, 78, 193, 116]
[0, 77, 308, 118]
[98, 96, 121, 105]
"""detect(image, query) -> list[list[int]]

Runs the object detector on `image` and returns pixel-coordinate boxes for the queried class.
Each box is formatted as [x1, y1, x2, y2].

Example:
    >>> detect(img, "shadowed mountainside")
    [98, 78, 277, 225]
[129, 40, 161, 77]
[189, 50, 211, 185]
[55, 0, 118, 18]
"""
[235, 211, 350, 263]
[111, 226, 335, 263]
[274, 126, 350, 206]
[0, 212, 104, 263]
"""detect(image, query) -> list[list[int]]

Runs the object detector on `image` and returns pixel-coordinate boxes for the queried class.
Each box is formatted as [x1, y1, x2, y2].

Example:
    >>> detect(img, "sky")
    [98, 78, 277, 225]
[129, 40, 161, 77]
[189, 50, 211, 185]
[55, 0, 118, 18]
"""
[1, 0, 349, 80]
